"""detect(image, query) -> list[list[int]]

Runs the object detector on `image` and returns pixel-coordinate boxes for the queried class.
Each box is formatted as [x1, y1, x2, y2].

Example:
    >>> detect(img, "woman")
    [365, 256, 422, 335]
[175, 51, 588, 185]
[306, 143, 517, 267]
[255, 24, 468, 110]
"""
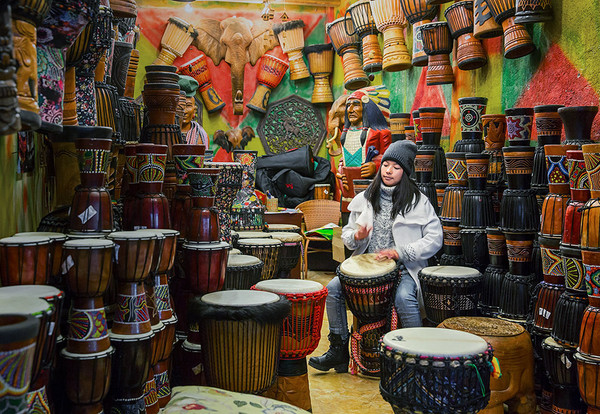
[308, 140, 443, 373]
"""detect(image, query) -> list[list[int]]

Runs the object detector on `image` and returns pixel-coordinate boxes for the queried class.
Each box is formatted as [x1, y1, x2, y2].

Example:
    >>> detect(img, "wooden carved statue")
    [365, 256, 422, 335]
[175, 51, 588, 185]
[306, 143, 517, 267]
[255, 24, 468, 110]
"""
[192, 17, 279, 115]
[0, 1, 21, 134]
[213, 126, 255, 162]
[326, 93, 349, 158]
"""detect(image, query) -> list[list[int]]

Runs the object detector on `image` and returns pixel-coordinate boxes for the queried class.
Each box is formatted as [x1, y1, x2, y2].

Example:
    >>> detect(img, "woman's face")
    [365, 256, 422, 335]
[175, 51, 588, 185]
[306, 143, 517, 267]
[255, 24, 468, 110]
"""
[381, 160, 404, 186]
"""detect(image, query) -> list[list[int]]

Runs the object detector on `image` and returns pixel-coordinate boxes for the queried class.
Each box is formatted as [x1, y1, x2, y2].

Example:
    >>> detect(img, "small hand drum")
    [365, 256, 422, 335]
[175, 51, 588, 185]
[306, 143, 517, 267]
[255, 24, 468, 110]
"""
[380, 327, 493, 414]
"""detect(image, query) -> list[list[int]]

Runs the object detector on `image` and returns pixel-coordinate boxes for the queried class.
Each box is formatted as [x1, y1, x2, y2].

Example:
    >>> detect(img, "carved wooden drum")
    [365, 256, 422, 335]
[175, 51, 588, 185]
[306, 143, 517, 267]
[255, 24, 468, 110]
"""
[237, 238, 283, 281]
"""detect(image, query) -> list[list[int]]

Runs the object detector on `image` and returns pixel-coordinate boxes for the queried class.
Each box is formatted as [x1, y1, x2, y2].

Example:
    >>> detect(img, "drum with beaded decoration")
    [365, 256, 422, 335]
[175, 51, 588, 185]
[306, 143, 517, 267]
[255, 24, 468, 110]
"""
[379, 327, 493, 414]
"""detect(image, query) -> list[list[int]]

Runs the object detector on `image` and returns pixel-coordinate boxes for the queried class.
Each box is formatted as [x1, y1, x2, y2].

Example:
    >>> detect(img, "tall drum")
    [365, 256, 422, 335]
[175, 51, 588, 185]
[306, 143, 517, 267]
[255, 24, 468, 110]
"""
[247, 54, 289, 114]
[485, 0, 535, 59]
[399, 0, 439, 66]
[154, 17, 198, 66]
[345, 0, 383, 72]
[237, 238, 283, 281]
[272, 20, 309, 80]
[421, 22, 454, 86]
[326, 17, 369, 91]
[305, 44, 334, 104]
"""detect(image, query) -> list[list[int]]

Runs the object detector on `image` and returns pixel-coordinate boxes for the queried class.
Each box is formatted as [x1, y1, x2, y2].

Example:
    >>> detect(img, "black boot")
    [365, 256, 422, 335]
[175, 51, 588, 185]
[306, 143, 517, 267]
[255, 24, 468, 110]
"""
[308, 333, 349, 373]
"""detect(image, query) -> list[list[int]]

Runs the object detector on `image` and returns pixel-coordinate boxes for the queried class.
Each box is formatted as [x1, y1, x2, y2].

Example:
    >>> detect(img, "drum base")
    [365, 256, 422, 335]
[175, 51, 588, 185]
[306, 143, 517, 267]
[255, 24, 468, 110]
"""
[262, 358, 311, 412]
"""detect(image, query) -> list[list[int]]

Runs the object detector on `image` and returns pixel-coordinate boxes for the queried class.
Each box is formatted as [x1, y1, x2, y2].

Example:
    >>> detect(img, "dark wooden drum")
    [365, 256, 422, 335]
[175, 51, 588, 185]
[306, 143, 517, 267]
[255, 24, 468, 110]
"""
[69, 186, 114, 234]
[542, 336, 578, 386]
[380, 327, 492, 414]
[14, 232, 67, 281]
[418, 265, 482, 324]
[270, 232, 303, 276]
[224, 254, 263, 290]
[0, 235, 52, 286]
[237, 238, 283, 281]
[182, 241, 230, 295]
[191, 290, 290, 394]
[107, 231, 157, 283]
[62, 238, 114, 297]
[551, 291, 588, 348]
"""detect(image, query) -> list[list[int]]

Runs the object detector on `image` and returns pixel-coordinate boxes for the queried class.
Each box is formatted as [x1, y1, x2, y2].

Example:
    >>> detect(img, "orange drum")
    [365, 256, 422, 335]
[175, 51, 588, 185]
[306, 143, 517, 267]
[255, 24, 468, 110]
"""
[326, 17, 369, 90]
[400, 0, 439, 66]
[421, 22, 454, 85]
[0, 235, 52, 285]
[14, 232, 67, 281]
[247, 54, 289, 113]
[444, 1, 487, 70]
[485, 0, 535, 59]
[178, 54, 225, 113]
[574, 352, 600, 413]
[369, 0, 409, 72]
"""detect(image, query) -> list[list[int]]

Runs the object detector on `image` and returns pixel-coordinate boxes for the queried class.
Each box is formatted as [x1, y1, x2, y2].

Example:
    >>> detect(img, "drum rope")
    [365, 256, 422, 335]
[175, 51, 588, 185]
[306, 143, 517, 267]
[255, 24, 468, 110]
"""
[466, 362, 487, 397]
[350, 318, 387, 375]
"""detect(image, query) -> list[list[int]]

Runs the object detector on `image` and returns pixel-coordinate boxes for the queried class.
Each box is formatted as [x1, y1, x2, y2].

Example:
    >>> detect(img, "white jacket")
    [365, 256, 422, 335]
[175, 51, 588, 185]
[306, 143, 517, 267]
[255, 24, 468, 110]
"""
[341, 191, 444, 312]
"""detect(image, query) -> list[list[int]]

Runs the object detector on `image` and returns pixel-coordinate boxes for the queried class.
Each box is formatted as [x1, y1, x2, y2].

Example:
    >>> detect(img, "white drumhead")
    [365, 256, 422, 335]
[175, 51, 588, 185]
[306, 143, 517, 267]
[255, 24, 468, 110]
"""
[382, 328, 489, 357]
[15, 232, 67, 242]
[201, 290, 279, 307]
[107, 230, 158, 240]
[542, 336, 563, 350]
[61, 346, 114, 360]
[237, 231, 272, 239]
[0, 235, 51, 246]
[67, 233, 107, 240]
[230, 248, 242, 255]
[0, 295, 52, 315]
[64, 239, 114, 249]
[270, 232, 303, 243]
[255, 279, 323, 294]
[340, 253, 396, 277]
[183, 241, 230, 251]
[151, 229, 180, 238]
[267, 224, 300, 232]
[238, 238, 282, 247]
[420, 265, 481, 279]
[0, 285, 61, 299]
[227, 254, 262, 268]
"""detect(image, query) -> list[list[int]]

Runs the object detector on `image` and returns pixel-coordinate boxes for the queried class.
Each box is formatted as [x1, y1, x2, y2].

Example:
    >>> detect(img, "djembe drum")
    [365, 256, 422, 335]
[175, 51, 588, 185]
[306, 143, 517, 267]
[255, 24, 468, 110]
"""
[270, 232, 303, 278]
[190, 290, 290, 394]
[473, 0, 503, 39]
[247, 54, 289, 113]
[253, 279, 327, 411]
[486, 0, 535, 59]
[337, 253, 398, 376]
[437, 316, 536, 414]
[178, 53, 225, 113]
[560, 106, 598, 147]
[575, 352, 600, 414]
[171, 144, 205, 240]
[390, 113, 411, 141]
[326, 16, 369, 91]
[236, 231, 272, 241]
[380, 327, 493, 413]
[312, 183, 332, 199]
[14, 231, 67, 285]
[445, 1, 487, 70]
[305, 44, 334, 104]
[514, 0, 553, 24]
[134, 144, 172, 230]
[400, 0, 439, 66]
[225, 255, 263, 290]
[265, 224, 301, 233]
[418, 266, 482, 324]
[273, 20, 309, 80]
[345, 0, 382, 72]
[370, 0, 411, 72]
[154, 17, 197, 66]
[0, 234, 53, 287]
[182, 241, 230, 295]
[237, 238, 283, 281]
[421, 21, 454, 85]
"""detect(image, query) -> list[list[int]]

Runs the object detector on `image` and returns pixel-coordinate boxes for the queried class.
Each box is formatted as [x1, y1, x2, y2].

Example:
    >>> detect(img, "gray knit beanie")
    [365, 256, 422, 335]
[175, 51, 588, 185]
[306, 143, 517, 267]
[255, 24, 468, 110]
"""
[381, 140, 418, 175]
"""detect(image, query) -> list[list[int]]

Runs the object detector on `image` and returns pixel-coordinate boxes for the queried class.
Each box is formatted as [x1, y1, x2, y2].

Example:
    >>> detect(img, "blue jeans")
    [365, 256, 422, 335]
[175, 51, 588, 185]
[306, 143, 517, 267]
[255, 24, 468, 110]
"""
[326, 270, 423, 341]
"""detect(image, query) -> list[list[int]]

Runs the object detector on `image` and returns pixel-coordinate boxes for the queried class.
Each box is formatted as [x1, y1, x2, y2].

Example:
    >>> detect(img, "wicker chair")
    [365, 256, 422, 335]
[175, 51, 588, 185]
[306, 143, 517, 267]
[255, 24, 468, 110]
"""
[295, 199, 342, 278]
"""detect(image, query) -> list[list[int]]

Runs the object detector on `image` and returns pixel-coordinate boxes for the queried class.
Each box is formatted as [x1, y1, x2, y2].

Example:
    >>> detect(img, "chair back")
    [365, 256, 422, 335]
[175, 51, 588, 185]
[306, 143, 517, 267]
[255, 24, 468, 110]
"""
[296, 199, 341, 232]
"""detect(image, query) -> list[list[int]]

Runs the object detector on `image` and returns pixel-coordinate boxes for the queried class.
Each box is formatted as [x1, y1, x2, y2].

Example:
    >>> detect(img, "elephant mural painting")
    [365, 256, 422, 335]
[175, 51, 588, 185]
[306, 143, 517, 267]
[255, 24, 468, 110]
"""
[192, 17, 279, 115]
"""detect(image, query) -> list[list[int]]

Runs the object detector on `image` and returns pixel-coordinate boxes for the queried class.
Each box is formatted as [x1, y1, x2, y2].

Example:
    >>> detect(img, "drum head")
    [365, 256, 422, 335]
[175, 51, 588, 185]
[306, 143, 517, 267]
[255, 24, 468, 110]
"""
[227, 254, 262, 268]
[107, 230, 158, 240]
[270, 232, 303, 243]
[267, 224, 300, 232]
[439, 316, 525, 337]
[0, 285, 62, 300]
[60, 346, 115, 360]
[64, 238, 115, 249]
[542, 336, 563, 351]
[255, 279, 323, 294]
[67, 233, 108, 240]
[237, 231, 272, 239]
[420, 265, 481, 279]
[151, 229, 180, 238]
[183, 241, 230, 251]
[201, 290, 280, 307]
[15, 232, 67, 242]
[0, 235, 52, 246]
[238, 238, 282, 247]
[0, 295, 52, 316]
[382, 328, 489, 357]
[340, 253, 396, 277]
[230, 248, 242, 255]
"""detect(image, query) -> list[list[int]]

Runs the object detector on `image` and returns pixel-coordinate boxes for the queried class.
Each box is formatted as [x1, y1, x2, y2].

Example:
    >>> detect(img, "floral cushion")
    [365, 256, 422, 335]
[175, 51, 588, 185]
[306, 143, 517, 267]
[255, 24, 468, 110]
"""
[164, 386, 310, 414]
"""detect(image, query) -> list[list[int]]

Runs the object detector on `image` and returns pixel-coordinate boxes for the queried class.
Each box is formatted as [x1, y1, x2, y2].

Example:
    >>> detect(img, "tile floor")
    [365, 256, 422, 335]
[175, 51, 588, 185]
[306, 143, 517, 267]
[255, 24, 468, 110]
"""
[305, 270, 394, 414]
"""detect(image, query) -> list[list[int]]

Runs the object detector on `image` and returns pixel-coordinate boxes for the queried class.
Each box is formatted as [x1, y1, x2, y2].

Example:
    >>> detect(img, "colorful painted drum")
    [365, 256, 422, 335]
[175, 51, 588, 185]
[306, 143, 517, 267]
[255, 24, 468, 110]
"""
[237, 238, 283, 281]
[112, 282, 152, 336]
[418, 265, 482, 324]
[0, 235, 52, 286]
[172, 144, 205, 186]
[225, 255, 263, 290]
[182, 241, 230, 295]
[192, 290, 290, 393]
[66, 296, 110, 354]
[505, 108, 534, 146]
[247, 54, 289, 113]
[135, 144, 168, 194]
[380, 328, 492, 413]
[582, 249, 600, 303]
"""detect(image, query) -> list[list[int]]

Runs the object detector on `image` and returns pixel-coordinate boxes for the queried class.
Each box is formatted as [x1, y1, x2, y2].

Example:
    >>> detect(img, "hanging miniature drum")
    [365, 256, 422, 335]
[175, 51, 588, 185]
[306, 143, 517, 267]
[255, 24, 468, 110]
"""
[178, 53, 225, 113]
[485, 0, 535, 59]
[0, 314, 40, 414]
[421, 22, 455, 85]
[273, 20, 310, 80]
[369, 0, 410, 72]
[473, 0, 503, 39]
[154, 17, 197, 66]
[326, 17, 369, 91]
[399, 0, 440, 66]
[270, 232, 303, 278]
[247, 54, 289, 113]
[444, 1, 487, 71]
[514, 0, 553, 23]
[380, 327, 492, 414]
[418, 265, 482, 324]
[182, 241, 230, 295]
[237, 238, 283, 281]
[305, 43, 335, 104]
[191, 290, 290, 394]
[0, 235, 52, 286]
[225, 254, 263, 290]
[344, 0, 383, 72]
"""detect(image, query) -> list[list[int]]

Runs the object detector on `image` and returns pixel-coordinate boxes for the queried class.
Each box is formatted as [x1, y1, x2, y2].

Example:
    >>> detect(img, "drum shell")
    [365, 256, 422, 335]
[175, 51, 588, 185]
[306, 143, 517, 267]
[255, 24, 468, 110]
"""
[67, 296, 110, 354]
[313, 184, 331, 200]
[69, 186, 113, 234]
[170, 191, 191, 240]
[579, 305, 600, 358]
[338, 268, 397, 323]
[542, 338, 578, 387]
[187, 207, 220, 243]
[500, 189, 539, 233]
[110, 236, 155, 283]
[552, 291, 588, 348]
[473, 0, 503, 39]
[539, 236, 564, 284]
[153, 358, 172, 407]
[459, 228, 489, 273]
[561, 246, 586, 294]
[499, 272, 536, 320]
[480, 265, 505, 315]
[113, 282, 152, 336]
[225, 262, 264, 290]
[237, 240, 282, 281]
[461, 190, 495, 228]
[540, 193, 569, 239]
[183, 243, 229, 295]
[562, 199, 585, 248]
[582, 249, 600, 300]
[110, 332, 153, 398]
[60, 347, 114, 406]
[575, 352, 600, 410]
[533, 281, 565, 333]
[504, 232, 535, 276]
[0, 241, 51, 286]
[63, 244, 113, 297]
[580, 198, 600, 251]
[440, 185, 467, 222]
[275, 241, 302, 274]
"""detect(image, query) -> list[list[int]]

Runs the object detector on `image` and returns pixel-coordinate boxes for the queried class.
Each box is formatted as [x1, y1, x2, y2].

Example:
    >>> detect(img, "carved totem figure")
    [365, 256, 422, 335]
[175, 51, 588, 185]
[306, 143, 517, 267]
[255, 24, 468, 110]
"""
[0, 1, 21, 134]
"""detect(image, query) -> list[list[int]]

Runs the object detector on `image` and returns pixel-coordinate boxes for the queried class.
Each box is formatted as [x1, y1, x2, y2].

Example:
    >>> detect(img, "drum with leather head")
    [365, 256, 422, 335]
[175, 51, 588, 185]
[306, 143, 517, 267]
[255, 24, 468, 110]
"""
[337, 253, 398, 376]
[270, 232, 303, 278]
[14, 232, 67, 282]
[225, 254, 263, 290]
[182, 241, 230, 295]
[0, 235, 52, 286]
[189, 290, 290, 394]
[237, 238, 283, 281]
[235, 231, 273, 241]
[418, 265, 482, 324]
[380, 327, 493, 413]
[265, 224, 301, 234]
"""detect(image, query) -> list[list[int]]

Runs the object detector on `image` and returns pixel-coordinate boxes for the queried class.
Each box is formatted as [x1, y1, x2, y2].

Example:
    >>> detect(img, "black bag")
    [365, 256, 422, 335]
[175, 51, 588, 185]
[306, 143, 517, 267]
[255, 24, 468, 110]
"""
[256, 146, 314, 177]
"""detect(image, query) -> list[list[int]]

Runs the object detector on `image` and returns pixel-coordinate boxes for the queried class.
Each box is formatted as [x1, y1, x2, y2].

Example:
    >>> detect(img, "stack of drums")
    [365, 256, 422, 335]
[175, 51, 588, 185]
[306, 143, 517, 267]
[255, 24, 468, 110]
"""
[337, 253, 397, 376]
[479, 228, 508, 316]
[439, 152, 467, 265]
[253, 279, 327, 411]
[482, 114, 507, 224]
[414, 149, 438, 214]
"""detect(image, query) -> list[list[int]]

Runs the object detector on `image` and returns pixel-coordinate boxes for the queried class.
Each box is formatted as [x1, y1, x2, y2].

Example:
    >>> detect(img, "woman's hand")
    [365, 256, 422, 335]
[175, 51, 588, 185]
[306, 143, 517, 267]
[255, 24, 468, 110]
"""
[354, 224, 372, 241]
[376, 249, 399, 261]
